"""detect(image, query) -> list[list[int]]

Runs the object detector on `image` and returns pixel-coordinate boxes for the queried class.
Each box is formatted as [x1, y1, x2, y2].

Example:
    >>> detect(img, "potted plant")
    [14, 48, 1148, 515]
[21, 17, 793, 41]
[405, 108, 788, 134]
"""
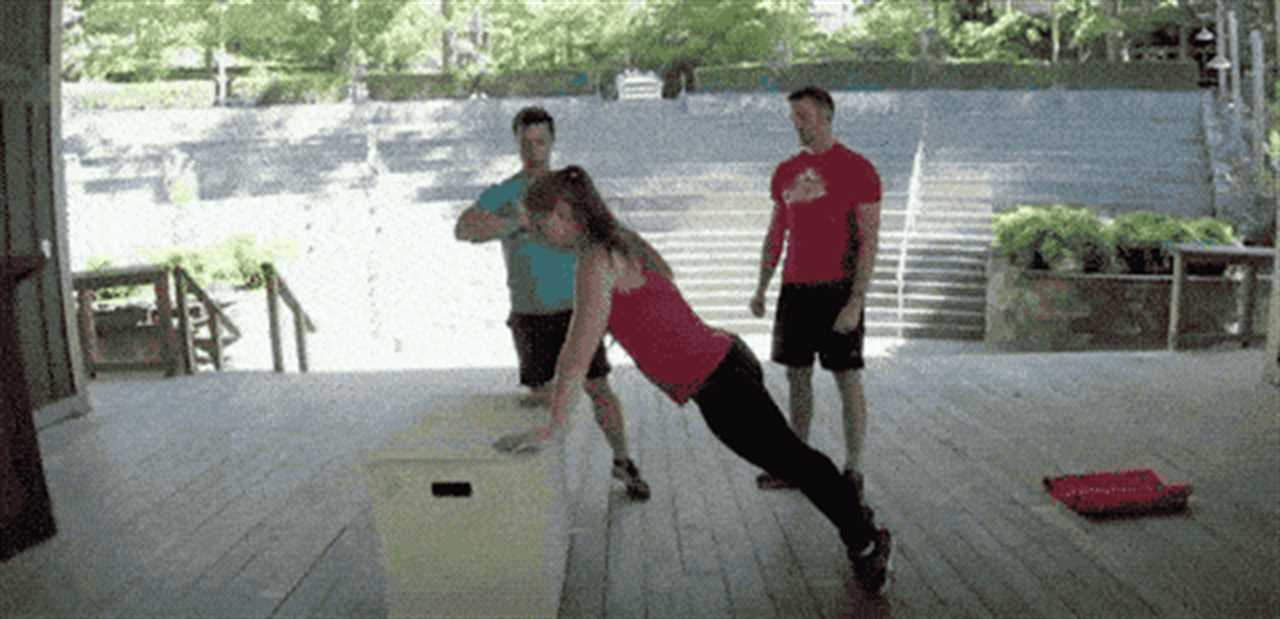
[993, 204, 1111, 272]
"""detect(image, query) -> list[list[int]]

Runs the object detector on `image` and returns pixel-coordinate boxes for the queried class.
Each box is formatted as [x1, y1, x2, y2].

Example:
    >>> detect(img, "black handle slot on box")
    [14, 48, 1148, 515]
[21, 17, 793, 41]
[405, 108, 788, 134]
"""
[431, 481, 473, 498]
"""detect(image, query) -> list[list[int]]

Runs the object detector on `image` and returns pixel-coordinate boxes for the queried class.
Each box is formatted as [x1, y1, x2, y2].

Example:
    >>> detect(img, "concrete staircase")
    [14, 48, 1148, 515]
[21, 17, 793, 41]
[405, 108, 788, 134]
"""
[63, 91, 1214, 369]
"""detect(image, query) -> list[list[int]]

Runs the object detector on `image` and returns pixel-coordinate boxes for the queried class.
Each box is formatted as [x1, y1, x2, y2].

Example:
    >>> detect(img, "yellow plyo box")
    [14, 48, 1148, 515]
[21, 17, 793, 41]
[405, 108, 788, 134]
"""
[365, 392, 581, 618]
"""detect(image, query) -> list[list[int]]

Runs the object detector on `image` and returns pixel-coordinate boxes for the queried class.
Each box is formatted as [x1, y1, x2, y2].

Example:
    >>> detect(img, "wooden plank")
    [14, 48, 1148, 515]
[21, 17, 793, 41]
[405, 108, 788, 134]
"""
[72, 265, 169, 289]
[636, 388, 686, 619]
[35, 100, 78, 401]
[558, 392, 611, 618]
[4, 100, 51, 406]
[1, 101, 9, 256]
[895, 355, 1203, 616]
[26, 103, 62, 401]
[684, 404, 779, 618]
[668, 413, 733, 617]
[604, 373, 658, 619]
[869, 374, 1124, 618]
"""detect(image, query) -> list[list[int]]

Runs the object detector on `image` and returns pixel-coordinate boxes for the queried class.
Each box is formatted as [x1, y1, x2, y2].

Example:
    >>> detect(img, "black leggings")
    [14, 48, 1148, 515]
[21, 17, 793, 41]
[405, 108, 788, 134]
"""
[692, 336, 876, 547]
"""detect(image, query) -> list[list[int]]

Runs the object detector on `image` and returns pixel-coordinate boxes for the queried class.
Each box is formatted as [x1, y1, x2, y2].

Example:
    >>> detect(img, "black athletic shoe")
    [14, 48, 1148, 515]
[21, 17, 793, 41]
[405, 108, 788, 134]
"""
[612, 458, 651, 500]
[851, 527, 893, 596]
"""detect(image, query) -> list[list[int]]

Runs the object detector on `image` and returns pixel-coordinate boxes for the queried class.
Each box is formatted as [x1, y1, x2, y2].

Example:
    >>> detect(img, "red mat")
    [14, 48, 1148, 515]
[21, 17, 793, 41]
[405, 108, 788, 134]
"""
[1043, 468, 1192, 517]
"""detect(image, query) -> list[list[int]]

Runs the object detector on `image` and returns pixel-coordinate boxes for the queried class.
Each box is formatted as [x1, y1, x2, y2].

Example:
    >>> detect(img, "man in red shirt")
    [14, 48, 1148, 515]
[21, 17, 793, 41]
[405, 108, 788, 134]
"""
[749, 86, 882, 496]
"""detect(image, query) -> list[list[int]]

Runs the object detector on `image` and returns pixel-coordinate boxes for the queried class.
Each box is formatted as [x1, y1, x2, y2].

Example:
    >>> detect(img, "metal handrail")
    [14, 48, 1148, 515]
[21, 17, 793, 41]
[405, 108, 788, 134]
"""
[898, 107, 929, 338]
[262, 262, 317, 373]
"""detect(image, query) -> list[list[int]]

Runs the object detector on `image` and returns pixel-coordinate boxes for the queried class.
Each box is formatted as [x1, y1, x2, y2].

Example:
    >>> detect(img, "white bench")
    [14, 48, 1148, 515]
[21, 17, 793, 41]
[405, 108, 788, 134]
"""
[365, 392, 585, 618]
[616, 72, 662, 100]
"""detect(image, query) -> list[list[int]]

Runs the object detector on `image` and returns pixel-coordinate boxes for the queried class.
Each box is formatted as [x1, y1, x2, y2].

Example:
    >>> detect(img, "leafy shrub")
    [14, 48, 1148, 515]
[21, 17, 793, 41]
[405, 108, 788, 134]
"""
[367, 73, 467, 100]
[993, 204, 1110, 272]
[1183, 217, 1235, 245]
[83, 257, 143, 301]
[1103, 212, 1236, 274]
[149, 235, 293, 291]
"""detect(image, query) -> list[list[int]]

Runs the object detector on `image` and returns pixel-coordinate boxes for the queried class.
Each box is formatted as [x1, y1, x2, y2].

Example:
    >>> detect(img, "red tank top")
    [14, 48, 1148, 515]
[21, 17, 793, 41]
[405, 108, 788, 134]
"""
[608, 268, 732, 404]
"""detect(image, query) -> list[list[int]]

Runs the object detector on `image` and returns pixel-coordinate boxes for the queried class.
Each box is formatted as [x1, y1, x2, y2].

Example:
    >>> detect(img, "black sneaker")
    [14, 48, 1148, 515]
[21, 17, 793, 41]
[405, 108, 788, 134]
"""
[851, 527, 893, 596]
[756, 472, 797, 490]
[612, 458, 651, 500]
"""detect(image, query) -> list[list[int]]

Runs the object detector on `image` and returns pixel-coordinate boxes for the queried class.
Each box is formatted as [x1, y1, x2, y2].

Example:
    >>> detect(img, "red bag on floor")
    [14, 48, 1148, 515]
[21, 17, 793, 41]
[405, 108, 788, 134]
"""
[1043, 468, 1192, 516]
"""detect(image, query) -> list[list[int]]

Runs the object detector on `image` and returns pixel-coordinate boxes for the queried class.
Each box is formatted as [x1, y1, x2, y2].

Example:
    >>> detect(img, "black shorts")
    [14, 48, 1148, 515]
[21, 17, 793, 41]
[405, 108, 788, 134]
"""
[508, 311, 611, 387]
[771, 281, 865, 371]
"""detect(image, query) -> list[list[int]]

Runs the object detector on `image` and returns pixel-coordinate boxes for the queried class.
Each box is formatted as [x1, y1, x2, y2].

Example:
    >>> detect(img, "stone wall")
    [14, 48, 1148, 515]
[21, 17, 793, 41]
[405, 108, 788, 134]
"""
[985, 254, 1272, 352]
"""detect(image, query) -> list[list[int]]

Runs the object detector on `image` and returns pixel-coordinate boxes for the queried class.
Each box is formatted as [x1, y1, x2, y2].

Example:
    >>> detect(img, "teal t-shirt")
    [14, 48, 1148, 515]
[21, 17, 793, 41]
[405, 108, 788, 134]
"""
[477, 173, 577, 314]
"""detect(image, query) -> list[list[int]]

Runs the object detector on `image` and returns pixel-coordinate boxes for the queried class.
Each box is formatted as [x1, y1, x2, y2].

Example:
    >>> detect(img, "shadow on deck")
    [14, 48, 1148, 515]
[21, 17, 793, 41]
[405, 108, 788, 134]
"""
[2, 348, 1277, 618]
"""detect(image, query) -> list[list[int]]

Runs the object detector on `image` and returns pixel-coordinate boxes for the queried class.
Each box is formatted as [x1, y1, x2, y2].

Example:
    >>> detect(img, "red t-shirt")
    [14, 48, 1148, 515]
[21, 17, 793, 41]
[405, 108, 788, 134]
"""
[766, 142, 882, 284]
[608, 269, 731, 404]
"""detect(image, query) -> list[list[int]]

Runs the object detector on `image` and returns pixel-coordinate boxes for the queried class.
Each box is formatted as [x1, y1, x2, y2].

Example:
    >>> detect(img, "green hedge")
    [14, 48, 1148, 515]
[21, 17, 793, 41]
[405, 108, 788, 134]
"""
[229, 71, 348, 106]
[695, 60, 1201, 93]
[994, 205, 1238, 274]
[367, 73, 468, 100]
[366, 70, 599, 100]
[63, 80, 215, 111]
[477, 70, 597, 98]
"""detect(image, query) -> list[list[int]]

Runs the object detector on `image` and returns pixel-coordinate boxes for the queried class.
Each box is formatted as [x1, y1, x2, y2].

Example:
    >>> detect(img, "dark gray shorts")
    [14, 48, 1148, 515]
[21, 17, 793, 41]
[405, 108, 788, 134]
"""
[771, 282, 865, 371]
[508, 311, 611, 387]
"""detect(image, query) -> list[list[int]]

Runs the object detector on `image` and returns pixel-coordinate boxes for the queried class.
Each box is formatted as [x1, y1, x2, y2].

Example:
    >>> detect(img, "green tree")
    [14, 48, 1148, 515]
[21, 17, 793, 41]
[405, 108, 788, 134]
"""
[625, 0, 781, 71]
[65, 0, 210, 80]
[841, 0, 936, 61]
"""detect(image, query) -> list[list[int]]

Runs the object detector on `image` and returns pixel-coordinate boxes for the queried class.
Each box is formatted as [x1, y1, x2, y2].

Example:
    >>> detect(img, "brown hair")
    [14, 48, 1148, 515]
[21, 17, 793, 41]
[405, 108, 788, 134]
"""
[525, 166, 668, 278]
[788, 85, 834, 121]
[512, 106, 555, 137]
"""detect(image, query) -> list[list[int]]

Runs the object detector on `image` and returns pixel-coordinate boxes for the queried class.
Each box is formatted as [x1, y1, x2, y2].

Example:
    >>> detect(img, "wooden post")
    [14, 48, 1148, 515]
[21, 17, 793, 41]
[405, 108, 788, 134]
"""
[76, 290, 97, 378]
[1230, 11, 1243, 113]
[1217, 0, 1228, 100]
[153, 270, 178, 377]
[174, 269, 195, 375]
[1251, 30, 1266, 167]
[265, 264, 284, 373]
[207, 303, 223, 371]
[1240, 264, 1258, 346]
[294, 309, 309, 373]
[1167, 249, 1186, 351]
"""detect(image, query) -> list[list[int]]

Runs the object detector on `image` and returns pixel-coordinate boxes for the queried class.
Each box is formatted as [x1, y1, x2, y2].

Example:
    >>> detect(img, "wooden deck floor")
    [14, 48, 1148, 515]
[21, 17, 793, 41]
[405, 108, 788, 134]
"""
[2, 348, 1277, 618]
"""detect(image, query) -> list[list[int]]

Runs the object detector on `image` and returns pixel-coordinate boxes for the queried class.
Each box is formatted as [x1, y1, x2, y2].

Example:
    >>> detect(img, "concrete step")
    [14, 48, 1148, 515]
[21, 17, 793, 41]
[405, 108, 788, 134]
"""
[695, 304, 985, 331]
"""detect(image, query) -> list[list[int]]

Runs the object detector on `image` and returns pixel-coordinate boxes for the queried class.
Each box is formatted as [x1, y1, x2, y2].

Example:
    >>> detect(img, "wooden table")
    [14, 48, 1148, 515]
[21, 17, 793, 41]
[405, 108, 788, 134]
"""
[1167, 243, 1276, 351]
[1, 255, 57, 561]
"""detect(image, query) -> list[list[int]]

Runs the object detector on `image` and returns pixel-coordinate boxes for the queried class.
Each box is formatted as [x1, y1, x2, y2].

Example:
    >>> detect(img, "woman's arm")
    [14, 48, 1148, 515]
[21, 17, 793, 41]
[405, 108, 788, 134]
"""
[495, 246, 616, 452]
[545, 246, 615, 429]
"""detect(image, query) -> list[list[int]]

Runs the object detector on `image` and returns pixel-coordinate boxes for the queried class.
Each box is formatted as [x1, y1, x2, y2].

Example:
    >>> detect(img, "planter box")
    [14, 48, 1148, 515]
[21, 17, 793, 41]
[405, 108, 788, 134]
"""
[985, 254, 1272, 352]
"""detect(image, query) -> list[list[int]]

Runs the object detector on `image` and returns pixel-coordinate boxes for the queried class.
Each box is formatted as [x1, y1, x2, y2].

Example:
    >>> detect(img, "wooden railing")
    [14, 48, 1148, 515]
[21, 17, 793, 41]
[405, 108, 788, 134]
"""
[73, 264, 242, 377]
[262, 263, 317, 373]
[173, 267, 242, 373]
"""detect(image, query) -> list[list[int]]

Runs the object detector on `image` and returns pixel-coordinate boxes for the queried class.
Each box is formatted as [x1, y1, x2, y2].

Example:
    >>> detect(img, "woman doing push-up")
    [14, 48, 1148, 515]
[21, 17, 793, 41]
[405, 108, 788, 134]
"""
[493, 165, 892, 594]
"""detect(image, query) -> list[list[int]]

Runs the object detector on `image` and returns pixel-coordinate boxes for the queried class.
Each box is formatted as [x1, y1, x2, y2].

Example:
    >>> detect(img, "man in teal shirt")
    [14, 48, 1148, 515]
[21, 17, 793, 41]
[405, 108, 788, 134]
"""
[454, 107, 649, 499]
